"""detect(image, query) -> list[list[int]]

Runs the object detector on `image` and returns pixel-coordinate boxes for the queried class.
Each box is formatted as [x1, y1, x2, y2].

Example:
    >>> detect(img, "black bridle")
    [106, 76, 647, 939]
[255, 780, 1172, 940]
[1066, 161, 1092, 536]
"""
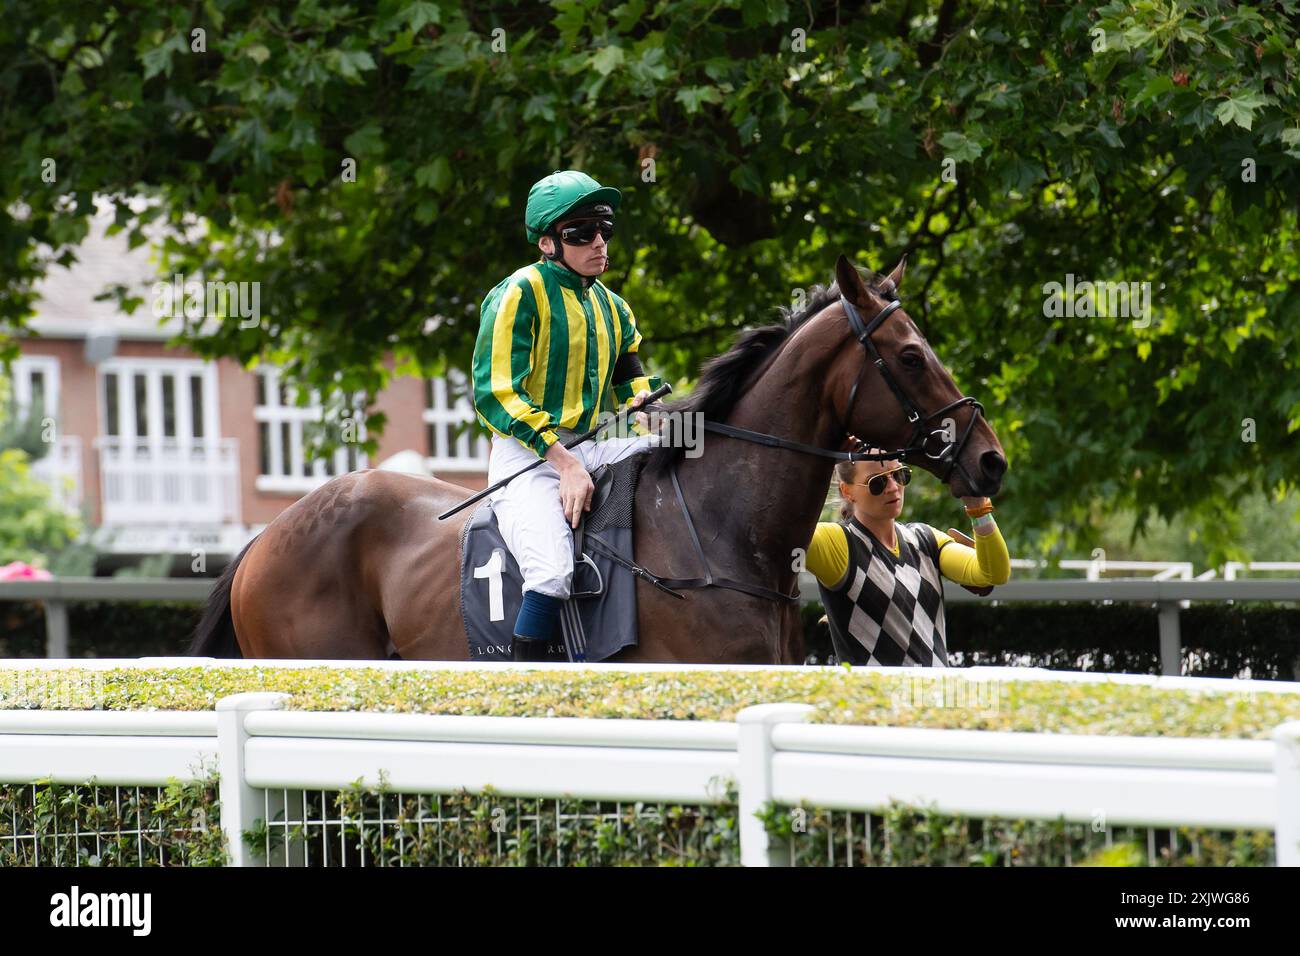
[835, 289, 986, 484]
[701, 286, 986, 486]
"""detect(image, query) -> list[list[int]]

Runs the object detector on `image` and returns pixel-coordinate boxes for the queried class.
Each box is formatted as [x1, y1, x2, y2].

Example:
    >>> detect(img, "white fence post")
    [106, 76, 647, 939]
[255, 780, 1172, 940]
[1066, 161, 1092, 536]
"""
[737, 703, 814, 867]
[216, 692, 290, 867]
[1274, 721, 1300, 867]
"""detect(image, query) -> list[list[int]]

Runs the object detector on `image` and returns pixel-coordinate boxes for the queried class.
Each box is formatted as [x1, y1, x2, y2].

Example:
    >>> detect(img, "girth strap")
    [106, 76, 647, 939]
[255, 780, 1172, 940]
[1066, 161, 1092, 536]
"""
[653, 461, 801, 604]
[581, 531, 686, 600]
[572, 461, 801, 606]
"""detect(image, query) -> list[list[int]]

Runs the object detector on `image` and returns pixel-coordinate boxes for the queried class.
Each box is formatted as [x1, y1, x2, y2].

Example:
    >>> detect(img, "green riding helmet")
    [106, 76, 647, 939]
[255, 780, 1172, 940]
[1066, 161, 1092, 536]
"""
[524, 170, 621, 242]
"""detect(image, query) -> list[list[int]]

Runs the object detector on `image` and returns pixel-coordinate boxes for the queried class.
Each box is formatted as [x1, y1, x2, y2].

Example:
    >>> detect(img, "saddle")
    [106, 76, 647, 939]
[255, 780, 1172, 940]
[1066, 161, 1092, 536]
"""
[457, 449, 817, 662]
[570, 464, 617, 595]
[458, 454, 649, 662]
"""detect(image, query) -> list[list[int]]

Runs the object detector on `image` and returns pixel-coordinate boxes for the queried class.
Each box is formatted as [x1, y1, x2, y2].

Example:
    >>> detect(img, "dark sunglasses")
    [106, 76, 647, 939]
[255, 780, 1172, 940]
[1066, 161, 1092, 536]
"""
[853, 466, 912, 496]
[558, 218, 615, 245]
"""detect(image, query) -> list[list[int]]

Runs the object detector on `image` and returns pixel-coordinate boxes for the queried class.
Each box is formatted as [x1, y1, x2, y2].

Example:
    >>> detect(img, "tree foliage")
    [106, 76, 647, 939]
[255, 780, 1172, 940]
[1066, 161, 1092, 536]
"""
[0, 375, 81, 567]
[0, 448, 81, 568]
[3, 0, 1299, 562]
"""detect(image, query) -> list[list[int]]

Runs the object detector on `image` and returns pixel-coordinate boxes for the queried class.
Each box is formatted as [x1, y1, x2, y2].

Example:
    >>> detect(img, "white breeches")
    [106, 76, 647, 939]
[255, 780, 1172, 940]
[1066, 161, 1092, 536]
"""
[488, 430, 660, 600]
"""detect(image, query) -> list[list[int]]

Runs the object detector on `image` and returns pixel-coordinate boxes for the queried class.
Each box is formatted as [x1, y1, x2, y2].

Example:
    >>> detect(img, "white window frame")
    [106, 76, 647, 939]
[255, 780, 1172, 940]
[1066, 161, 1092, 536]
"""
[13, 355, 81, 512]
[93, 357, 238, 525]
[254, 366, 368, 493]
[96, 357, 219, 450]
[10, 355, 61, 423]
[424, 368, 489, 472]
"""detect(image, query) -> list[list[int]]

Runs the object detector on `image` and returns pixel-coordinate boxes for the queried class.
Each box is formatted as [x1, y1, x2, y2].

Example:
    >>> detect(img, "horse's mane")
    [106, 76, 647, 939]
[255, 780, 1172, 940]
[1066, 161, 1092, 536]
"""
[643, 268, 892, 473]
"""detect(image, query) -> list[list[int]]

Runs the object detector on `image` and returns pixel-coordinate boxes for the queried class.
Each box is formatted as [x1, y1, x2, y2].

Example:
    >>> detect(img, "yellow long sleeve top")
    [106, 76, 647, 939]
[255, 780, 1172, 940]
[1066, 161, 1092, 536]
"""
[805, 520, 1011, 591]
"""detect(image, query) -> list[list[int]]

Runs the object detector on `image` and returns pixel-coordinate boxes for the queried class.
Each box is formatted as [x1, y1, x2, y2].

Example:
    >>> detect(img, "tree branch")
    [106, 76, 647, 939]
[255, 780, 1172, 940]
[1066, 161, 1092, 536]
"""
[918, 0, 960, 69]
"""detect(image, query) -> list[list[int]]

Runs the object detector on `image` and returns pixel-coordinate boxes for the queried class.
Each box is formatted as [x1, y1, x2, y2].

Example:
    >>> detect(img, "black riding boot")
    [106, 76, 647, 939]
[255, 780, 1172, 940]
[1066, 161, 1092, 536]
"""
[511, 636, 552, 662]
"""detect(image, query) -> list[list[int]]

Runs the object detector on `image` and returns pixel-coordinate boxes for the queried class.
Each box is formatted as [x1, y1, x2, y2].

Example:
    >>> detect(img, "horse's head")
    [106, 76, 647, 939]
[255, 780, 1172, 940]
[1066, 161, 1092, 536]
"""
[831, 253, 1006, 498]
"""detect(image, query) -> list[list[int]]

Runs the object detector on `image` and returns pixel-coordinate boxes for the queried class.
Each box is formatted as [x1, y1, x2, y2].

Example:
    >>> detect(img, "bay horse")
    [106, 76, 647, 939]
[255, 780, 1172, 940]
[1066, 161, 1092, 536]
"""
[190, 254, 1006, 663]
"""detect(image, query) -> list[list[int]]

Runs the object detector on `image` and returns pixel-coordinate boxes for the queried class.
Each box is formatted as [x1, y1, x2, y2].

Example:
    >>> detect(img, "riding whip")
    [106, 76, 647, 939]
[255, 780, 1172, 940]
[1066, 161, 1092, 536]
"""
[438, 382, 673, 520]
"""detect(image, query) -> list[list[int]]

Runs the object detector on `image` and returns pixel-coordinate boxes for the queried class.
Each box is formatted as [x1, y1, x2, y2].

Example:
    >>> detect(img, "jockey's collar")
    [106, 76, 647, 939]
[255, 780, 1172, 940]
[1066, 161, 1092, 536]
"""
[540, 256, 598, 292]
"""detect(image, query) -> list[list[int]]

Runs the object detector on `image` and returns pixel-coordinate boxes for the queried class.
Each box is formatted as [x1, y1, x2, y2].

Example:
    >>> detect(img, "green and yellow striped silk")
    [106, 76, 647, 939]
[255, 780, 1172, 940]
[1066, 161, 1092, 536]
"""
[472, 257, 663, 457]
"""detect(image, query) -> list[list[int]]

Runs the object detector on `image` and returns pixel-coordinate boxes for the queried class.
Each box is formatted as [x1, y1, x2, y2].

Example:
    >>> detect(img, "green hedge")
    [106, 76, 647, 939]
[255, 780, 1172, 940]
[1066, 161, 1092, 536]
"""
[0, 777, 1274, 867]
[2, 599, 1299, 679]
[1, 665, 1290, 867]
[0, 778, 738, 867]
[3, 666, 1298, 738]
[250, 783, 741, 866]
[0, 601, 202, 659]
[804, 601, 1300, 679]
[760, 803, 1275, 867]
[0, 778, 225, 866]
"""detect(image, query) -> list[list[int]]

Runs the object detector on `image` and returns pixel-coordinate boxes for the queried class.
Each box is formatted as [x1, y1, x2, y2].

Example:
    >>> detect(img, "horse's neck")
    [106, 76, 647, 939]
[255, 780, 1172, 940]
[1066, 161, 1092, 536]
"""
[675, 340, 842, 587]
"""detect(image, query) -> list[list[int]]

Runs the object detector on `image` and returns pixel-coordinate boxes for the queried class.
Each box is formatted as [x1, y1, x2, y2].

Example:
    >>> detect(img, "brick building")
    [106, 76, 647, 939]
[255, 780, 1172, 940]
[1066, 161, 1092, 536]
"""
[10, 203, 488, 570]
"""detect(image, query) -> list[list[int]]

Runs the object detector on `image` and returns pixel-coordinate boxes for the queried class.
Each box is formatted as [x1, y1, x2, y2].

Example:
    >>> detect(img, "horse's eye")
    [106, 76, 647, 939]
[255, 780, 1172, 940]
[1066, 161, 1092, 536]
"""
[900, 349, 925, 369]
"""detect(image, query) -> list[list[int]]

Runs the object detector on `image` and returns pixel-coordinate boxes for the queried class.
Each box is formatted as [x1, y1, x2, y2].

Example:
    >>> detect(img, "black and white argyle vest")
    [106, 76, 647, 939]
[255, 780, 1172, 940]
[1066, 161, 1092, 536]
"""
[818, 517, 949, 667]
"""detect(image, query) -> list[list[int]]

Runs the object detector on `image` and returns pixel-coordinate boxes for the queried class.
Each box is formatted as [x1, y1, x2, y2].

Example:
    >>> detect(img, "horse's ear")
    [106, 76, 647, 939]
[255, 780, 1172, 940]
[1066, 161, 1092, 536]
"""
[835, 254, 871, 306]
[883, 255, 907, 295]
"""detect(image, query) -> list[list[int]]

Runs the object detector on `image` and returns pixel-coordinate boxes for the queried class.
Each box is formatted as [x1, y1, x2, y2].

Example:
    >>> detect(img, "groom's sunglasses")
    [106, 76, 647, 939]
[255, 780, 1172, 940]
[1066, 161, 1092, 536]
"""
[854, 466, 913, 496]
[558, 219, 615, 245]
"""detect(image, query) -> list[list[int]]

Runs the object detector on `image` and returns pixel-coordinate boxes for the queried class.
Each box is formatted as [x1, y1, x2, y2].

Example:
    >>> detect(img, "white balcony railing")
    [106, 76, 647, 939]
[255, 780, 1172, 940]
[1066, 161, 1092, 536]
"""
[96, 436, 240, 526]
[28, 435, 83, 514]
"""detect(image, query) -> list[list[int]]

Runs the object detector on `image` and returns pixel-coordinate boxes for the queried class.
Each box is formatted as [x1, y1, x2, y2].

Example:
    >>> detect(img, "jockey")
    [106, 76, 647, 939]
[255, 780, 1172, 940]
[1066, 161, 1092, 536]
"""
[805, 445, 1011, 666]
[472, 170, 664, 662]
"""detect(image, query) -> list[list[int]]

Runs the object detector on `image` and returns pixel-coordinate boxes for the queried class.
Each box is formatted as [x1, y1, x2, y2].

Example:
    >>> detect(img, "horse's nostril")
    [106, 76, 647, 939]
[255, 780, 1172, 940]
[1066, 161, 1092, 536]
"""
[981, 450, 1007, 481]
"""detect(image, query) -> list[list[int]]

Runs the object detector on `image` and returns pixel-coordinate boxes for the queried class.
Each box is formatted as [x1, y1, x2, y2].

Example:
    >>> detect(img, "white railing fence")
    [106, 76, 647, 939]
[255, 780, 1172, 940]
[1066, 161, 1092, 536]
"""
[96, 436, 240, 526]
[1223, 562, 1300, 580]
[1, 670, 1298, 867]
[1008, 558, 1195, 581]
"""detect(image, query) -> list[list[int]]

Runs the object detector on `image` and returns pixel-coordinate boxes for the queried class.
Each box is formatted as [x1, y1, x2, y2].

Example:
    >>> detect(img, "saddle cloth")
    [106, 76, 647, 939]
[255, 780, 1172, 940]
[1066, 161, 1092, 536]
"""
[458, 452, 649, 662]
